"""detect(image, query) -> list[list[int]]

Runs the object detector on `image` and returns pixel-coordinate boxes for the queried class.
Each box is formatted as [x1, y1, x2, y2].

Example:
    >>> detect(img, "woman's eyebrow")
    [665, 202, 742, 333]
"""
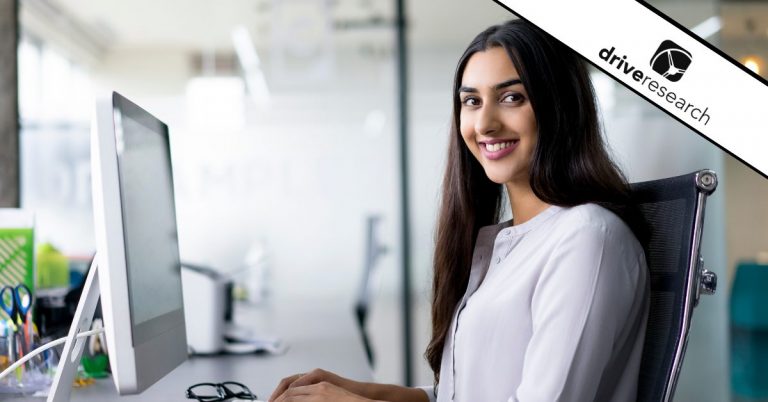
[494, 78, 522, 90]
[458, 78, 522, 94]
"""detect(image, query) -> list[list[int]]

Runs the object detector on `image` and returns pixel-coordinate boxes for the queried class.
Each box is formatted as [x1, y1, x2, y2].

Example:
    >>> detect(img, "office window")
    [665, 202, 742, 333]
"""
[19, 37, 95, 257]
[18, 37, 42, 122]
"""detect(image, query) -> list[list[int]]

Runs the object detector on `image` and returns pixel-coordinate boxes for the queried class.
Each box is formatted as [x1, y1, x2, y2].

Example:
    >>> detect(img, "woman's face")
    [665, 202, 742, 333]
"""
[459, 47, 538, 186]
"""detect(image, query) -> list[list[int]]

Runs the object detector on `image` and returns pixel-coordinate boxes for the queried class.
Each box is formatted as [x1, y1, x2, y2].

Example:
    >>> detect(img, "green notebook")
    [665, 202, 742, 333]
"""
[0, 210, 35, 322]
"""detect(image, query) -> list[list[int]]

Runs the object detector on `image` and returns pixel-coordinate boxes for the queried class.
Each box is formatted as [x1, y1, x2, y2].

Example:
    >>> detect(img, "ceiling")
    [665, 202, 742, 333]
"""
[34, 0, 509, 51]
[20, 0, 767, 70]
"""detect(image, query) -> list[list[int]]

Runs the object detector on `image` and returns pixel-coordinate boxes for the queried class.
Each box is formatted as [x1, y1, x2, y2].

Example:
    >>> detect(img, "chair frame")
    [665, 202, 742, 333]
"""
[667, 170, 717, 401]
[632, 169, 718, 402]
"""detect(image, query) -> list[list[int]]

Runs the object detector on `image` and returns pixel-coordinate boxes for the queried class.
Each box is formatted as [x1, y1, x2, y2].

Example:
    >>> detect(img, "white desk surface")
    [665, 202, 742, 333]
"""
[10, 299, 373, 401]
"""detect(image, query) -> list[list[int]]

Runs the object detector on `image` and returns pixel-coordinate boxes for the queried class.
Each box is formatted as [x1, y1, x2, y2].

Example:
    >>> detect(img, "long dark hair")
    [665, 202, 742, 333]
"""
[426, 19, 644, 383]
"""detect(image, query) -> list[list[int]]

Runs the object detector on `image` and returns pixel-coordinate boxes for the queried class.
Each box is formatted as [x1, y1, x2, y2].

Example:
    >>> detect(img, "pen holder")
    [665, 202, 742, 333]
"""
[0, 324, 51, 395]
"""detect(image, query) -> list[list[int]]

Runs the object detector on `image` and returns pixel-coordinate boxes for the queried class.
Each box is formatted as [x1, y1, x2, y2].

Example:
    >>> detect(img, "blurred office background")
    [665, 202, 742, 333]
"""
[2, 0, 767, 400]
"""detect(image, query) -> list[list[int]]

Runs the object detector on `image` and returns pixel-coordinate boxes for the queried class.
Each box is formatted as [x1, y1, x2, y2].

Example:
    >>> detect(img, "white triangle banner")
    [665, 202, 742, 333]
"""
[493, 0, 768, 178]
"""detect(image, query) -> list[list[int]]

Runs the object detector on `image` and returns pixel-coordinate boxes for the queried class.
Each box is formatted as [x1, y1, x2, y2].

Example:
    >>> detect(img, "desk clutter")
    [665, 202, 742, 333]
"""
[0, 240, 285, 397]
[0, 209, 45, 396]
[0, 209, 287, 398]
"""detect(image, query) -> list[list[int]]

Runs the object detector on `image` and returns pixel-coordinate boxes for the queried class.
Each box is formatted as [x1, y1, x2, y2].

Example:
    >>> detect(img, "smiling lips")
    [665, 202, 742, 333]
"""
[479, 139, 519, 160]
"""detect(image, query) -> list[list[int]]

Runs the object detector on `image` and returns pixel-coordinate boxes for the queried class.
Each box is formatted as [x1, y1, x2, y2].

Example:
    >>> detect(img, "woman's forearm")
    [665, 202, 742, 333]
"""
[358, 382, 430, 402]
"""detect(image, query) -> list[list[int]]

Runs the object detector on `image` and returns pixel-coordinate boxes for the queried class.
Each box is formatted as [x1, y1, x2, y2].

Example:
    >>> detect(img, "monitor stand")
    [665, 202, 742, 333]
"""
[47, 256, 101, 402]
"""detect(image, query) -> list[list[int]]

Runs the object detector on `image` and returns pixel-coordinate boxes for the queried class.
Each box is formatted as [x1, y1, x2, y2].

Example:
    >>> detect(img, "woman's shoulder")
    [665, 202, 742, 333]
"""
[551, 204, 647, 277]
[558, 203, 624, 227]
[555, 203, 639, 246]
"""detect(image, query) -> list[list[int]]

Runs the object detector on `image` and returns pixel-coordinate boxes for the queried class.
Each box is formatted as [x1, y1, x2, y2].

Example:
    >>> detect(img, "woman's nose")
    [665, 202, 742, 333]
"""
[475, 105, 501, 135]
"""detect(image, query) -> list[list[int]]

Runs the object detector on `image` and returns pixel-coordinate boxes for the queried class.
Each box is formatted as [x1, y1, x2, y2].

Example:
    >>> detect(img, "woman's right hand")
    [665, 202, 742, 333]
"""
[268, 368, 367, 402]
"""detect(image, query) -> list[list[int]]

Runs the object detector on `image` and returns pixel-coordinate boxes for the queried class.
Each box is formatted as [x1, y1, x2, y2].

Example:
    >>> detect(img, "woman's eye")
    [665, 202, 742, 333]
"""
[501, 93, 524, 103]
[462, 97, 480, 106]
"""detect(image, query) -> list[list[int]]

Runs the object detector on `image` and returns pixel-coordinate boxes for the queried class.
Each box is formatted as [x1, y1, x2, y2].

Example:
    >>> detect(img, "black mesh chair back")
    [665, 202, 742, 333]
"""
[631, 170, 718, 402]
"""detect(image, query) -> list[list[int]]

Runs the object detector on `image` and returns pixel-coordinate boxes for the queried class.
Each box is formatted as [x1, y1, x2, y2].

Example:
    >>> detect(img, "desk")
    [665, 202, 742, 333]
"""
[11, 299, 373, 401]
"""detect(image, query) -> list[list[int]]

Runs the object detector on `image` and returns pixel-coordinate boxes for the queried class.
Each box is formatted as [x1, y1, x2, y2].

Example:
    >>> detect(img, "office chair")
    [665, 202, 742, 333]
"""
[631, 169, 719, 402]
[355, 215, 388, 366]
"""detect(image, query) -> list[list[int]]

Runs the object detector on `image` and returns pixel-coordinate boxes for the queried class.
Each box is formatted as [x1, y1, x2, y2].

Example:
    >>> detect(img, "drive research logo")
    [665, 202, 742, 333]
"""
[598, 45, 711, 127]
[650, 40, 692, 82]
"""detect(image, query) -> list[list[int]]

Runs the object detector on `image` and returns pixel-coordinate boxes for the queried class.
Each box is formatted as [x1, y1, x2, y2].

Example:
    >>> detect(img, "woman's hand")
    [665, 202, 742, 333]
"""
[272, 381, 379, 402]
[269, 368, 429, 402]
[269, 369, 367, 402]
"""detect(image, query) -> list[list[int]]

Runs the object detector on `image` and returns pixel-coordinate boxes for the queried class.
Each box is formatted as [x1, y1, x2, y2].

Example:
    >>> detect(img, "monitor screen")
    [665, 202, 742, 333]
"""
[113, 96, 184, 346]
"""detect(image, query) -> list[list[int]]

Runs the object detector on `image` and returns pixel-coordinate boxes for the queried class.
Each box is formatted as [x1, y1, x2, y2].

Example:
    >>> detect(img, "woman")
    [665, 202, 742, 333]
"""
[269, 19, 649, 402]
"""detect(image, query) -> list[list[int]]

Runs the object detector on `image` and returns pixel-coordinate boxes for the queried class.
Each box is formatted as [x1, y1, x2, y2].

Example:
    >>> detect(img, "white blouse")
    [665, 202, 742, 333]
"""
[419, 204, 649, 402]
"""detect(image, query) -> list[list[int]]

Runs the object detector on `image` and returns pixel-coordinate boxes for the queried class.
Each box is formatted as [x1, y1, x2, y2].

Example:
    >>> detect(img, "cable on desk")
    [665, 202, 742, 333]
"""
[0, 328, 105, 381]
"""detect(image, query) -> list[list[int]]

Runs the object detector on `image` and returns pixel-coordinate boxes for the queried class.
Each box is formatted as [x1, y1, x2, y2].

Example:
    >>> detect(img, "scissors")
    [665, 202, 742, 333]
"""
[0, 284, 32, 326]
[1, 284, 33, 372]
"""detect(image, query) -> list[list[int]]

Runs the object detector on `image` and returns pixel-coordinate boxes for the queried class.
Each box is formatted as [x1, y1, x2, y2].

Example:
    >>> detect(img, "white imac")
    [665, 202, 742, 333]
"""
[48, 92, 188, 401]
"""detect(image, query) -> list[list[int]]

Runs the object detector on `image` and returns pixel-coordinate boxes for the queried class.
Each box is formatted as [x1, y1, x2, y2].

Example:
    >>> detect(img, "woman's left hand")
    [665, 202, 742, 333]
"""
[272, 381, 380, 402]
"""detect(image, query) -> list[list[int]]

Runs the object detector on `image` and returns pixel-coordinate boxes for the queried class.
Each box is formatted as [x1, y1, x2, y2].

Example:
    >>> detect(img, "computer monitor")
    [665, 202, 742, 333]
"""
[48, 92, 187, 401]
